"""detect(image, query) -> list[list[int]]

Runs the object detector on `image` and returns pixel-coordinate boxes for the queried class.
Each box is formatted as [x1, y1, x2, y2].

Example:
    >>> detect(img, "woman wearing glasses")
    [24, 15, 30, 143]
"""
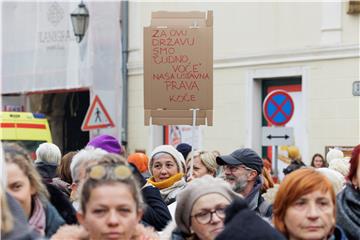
[162, 175, 239, 240]
[311, 153, 328, 168]
[185, 151, 218, 181]
[273, 168, 347, 240]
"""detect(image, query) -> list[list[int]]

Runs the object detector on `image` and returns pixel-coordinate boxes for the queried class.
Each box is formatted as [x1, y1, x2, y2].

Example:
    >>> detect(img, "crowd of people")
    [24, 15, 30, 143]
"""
[1, 134, 359, 240]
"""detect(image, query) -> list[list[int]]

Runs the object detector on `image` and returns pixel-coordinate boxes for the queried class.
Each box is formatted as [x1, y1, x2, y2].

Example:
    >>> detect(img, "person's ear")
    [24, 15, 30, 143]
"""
[70, 183, 78, 201]
[77, 211, 85, 226]
[71, 182, 78, 192]
[209, 170, 216, 177]
[30, 186, 37, 195]
[247, 171, 257, 181]
[137, 209, 144, 222]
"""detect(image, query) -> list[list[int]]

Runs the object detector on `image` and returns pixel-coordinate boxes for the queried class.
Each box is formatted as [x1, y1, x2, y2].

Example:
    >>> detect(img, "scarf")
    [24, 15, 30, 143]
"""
[336, 184, 360, 240]
[147, 173, 184, 190]
[28, 196, 46, 236]
[147, 173, 186, 204]
[246, 176, 262, 210]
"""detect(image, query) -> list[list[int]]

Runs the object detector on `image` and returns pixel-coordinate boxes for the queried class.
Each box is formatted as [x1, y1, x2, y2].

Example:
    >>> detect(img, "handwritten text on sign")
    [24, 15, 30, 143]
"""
[151, 29, 210, 104]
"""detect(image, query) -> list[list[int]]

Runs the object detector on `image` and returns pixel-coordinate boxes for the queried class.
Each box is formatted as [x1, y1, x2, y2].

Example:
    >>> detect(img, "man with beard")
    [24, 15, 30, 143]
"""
[216, 148, 272, 218]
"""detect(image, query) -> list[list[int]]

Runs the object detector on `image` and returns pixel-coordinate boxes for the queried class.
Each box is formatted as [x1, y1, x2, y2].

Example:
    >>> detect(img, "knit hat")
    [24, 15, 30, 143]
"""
[216, 148, 263, 174]
[149, 145, 185, 175]
[316, 168, 345, 194]
[128, 153, 149, 173]
[216, 198, 286, 240]
[86, 135, 122, 155]
[326, 149, 344, 162]
[175, 175, 240, 235]
[176, 143, 192, 160]
[328, 158, 350, 177]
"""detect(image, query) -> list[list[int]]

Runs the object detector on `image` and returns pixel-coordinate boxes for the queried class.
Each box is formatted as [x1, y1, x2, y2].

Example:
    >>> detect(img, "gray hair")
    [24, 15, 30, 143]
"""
[36, 143, 62, 165]
[70, 148, 108, 183]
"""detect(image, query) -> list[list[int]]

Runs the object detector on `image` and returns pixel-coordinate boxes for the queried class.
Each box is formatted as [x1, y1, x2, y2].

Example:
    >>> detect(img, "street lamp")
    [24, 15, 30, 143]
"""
[70, 1, 89, 43]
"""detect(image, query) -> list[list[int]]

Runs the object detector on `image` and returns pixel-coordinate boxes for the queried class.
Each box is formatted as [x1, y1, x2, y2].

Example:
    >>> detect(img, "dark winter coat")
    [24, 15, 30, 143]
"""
[35, 161, 57, 181]
[282, 160, 306, 175]
[45, 182, 78, 224]
[246, 176, 272, 218]
[44, 201, 65, 238]
[215, 198, 286, 240]
[331, 226, 348, 240]
[35, 161, 77, 225]
[127, 163, 172, 231]
[142, 185, 172, 231]
[336, 184, 360, 240]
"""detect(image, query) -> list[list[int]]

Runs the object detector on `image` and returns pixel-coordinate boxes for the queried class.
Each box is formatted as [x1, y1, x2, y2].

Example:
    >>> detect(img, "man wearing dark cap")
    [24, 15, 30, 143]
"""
[217, 148, 272, 218]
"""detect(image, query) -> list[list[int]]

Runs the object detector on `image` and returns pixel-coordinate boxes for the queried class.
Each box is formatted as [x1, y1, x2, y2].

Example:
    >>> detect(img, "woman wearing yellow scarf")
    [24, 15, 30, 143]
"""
[147, 145, 186, 217]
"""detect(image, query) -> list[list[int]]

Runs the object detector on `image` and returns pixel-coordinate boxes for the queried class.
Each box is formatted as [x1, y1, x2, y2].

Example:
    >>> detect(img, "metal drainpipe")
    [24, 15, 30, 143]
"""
[120, 1, 129, 147]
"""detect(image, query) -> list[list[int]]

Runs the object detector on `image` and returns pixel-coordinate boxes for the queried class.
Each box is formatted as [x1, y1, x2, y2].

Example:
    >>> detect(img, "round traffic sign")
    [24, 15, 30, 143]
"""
[263, 90, 294, 126]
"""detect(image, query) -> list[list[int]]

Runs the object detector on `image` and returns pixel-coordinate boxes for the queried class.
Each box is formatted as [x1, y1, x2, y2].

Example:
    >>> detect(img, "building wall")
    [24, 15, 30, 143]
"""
[127, 1, 359, 160]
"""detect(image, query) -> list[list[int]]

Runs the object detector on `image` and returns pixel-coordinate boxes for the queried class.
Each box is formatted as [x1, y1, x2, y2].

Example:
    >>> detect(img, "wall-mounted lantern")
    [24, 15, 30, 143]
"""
[70, 1, 89, 42]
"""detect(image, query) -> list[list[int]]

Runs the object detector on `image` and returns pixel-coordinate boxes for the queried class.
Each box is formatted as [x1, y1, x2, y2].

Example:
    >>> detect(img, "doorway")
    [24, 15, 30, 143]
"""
[63, 91, 89, 153]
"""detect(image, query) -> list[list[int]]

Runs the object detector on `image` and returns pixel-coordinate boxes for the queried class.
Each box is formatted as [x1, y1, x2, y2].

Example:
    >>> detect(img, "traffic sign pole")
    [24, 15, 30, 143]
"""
[189, 108, 199, 179]
[263, 90, 295, 182]
[274, 145, 278, 180]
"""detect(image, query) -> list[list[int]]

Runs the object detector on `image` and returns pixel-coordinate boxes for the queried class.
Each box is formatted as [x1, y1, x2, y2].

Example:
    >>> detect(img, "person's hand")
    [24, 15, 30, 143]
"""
[51, 224, 89, 240]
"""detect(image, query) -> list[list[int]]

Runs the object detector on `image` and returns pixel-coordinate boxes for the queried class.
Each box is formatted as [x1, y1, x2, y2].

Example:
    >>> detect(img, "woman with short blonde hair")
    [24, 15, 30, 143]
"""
[186, 150, 218, 181]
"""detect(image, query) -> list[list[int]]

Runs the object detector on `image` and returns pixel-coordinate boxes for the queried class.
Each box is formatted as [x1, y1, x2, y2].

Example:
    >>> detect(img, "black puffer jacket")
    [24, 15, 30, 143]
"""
[45, 183, 78, 225]
[129, 163, 172, 231]
[283, 160, 306, 175]
[142, 185, 172, 231]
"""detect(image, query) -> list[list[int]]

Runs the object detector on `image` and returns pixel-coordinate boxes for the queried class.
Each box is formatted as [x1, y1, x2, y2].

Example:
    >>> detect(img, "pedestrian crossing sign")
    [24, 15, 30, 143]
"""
[81, 95, 115, 131]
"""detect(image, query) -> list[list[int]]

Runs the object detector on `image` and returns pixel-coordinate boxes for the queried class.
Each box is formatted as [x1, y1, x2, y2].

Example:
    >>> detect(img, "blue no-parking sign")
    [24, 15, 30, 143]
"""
[263, 90, 294, 126]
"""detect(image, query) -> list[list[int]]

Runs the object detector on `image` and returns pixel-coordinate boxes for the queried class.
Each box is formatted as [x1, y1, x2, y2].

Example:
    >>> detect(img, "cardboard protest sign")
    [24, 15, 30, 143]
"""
[144, 11, 213, 126]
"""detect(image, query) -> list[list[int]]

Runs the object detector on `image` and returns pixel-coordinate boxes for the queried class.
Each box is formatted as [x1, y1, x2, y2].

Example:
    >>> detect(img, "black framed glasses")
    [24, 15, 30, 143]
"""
[192, 207, 227, 224]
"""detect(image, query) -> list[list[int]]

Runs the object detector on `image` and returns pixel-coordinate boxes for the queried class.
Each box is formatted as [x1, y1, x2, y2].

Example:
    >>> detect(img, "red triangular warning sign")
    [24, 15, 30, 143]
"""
[81, 95, 115, 131]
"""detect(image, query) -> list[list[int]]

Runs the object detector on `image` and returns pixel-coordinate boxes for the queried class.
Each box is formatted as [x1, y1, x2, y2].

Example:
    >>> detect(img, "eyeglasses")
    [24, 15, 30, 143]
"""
[192, 207, 227, 224]
[87, 164, 132, 180]
[223, 164, 254, 173]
